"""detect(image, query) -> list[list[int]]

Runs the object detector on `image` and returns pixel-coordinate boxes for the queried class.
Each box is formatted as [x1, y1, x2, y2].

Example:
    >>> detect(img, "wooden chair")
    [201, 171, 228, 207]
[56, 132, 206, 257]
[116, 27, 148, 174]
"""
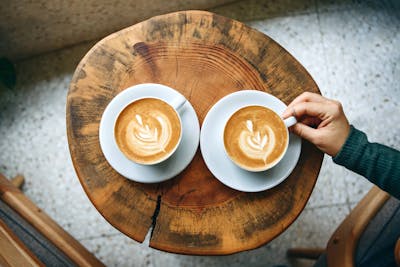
[0, 173, 105, 267]
[288, 186, 400, 267]
[0, 218, 43, 267]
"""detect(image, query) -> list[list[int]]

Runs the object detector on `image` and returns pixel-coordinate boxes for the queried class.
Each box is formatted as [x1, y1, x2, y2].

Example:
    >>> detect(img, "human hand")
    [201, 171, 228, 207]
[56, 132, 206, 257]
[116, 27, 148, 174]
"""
[282, 92, 350, 157]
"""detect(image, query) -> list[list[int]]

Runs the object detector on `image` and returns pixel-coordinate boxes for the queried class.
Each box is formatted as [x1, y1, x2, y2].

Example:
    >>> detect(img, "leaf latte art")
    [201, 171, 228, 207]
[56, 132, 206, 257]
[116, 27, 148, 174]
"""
[224, 106, 288, 171]
[238, 120, 275, 163]
[115, 98, 181, 164]
[126, 114, 171, 156]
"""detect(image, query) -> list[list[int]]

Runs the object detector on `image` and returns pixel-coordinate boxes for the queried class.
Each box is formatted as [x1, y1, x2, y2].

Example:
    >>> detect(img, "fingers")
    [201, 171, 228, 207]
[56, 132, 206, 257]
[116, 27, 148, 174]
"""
[281, 92, 350, 156]
[291, 122, 320, 143]
[283, 101, 328, 119]
[299, 116, 322, 128]
[283, 92, 328, 119]
[287, 92, 327, 108]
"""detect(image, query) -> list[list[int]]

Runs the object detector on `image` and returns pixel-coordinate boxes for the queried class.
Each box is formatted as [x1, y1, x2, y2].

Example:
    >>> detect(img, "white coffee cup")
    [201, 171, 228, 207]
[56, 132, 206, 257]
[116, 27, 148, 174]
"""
[223, 104, 296, 172]
[113, 93, 186, 165]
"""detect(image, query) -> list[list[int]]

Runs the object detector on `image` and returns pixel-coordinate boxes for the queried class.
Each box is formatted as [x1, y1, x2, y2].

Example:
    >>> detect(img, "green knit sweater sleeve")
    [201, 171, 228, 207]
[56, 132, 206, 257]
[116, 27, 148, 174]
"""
[333, 125, 400, 200]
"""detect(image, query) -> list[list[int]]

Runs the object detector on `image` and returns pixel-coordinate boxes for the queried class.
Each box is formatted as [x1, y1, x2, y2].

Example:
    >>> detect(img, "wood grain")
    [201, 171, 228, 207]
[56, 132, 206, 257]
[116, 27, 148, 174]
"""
[67, 10, 323, 255]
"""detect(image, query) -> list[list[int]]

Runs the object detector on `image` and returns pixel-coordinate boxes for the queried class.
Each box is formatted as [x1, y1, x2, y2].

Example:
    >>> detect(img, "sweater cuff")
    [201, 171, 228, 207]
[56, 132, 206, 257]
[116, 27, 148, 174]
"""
[333, 125, 368, 168]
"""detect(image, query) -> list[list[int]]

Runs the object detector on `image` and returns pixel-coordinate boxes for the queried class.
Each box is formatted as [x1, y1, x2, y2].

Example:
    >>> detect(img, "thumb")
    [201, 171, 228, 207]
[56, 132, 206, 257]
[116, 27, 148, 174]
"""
[291, 122, 319, 142]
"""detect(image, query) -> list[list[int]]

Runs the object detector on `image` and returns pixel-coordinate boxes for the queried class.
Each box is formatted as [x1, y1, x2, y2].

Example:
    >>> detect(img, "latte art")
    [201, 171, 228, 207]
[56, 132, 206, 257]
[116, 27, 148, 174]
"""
[127, 114, 170, 156]
[115, 98, 181, 164]
[238, 120, 276, 163]
[223, 106, 288, 171]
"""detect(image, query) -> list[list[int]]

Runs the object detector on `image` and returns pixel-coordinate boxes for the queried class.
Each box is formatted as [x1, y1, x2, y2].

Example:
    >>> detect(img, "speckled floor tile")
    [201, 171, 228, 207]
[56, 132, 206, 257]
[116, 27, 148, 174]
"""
[306, 155, 348, 208]
[80, 234, 153, 267]
[343, 173, 374, 204]
[317, 4, 400, 202]
[317, 4, 400, 139]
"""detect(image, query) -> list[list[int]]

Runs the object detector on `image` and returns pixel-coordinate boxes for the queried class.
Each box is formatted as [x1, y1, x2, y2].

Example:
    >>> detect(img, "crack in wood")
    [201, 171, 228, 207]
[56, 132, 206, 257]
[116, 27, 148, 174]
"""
[150, 195, 162, 240]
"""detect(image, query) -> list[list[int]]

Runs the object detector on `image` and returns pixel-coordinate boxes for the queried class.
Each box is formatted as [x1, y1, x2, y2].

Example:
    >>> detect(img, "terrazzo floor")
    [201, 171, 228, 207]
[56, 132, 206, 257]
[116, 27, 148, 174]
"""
[1, 0, 399, 266]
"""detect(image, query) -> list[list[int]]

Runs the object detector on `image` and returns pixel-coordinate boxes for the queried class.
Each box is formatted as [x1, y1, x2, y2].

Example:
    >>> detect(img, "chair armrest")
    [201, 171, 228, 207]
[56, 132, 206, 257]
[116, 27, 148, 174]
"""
[0, 173, 104, 267]
[326, 186, 390, 267]
[0, 218, 43, 267]
[395, 238, 400, 267]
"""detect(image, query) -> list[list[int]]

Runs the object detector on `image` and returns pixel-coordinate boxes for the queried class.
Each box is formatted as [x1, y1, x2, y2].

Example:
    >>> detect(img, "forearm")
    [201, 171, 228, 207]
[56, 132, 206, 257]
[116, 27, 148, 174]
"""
[333, 126, 400, 200]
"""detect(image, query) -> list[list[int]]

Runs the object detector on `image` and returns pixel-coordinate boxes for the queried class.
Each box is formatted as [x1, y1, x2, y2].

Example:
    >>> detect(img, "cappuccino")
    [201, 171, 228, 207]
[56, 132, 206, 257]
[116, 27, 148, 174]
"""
[223, 106, 288, 171]
[114, 98, 182, 164]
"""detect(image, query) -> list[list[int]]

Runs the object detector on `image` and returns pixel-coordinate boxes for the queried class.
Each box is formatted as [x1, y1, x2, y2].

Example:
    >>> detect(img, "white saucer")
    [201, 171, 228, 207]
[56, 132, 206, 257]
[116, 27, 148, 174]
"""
[200, 90, 301, 192]
[99, 83, 200, 183]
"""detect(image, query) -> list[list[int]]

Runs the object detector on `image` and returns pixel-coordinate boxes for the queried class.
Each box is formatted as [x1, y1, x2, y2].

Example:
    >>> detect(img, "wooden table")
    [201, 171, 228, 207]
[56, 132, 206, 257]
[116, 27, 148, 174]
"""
[66, 10, 323, 255]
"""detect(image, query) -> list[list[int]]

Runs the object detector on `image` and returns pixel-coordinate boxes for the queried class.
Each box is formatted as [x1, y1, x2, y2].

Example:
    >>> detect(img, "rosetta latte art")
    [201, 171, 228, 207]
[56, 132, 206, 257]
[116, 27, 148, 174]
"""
[115, 98, 181, 164]
[238, 120, 275, 163]
[125, 113, 172, 157]
[224, 105, 287, 171]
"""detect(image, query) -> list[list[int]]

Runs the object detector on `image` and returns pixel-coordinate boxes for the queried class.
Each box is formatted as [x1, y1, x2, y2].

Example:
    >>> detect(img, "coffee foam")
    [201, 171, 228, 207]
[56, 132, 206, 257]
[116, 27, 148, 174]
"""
[115, 98, 181, 164]
[238, 120, 276, 163]
[224, 106, 288, 171]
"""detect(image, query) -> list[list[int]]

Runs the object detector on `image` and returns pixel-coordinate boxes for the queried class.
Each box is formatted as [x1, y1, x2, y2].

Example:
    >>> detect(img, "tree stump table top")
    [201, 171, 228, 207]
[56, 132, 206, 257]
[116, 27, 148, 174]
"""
[66, 10, 323, 255]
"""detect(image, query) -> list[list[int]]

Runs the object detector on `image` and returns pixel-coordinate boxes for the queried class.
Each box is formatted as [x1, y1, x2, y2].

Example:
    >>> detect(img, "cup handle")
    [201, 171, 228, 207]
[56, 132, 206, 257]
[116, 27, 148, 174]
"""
[170, 94, 187, 112]
[284, 116, 297, 128]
